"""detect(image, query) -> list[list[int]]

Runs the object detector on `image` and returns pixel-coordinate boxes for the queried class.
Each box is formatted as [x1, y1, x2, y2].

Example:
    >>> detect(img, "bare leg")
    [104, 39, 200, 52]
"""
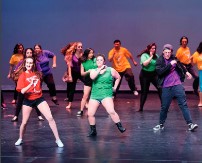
[80, 86, 91, 111]
[37, 101, 60, 140]
[101, 97, 120, 123]
[87, 99, 99, 125]
[19, 105, 33, 139]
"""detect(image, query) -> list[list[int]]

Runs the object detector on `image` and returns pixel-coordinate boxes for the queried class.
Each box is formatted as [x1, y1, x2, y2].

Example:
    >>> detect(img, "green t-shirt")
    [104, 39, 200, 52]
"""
[140, 53, 159, 72]
[90, 67, 113, 99]
[82, 58, 97, 71]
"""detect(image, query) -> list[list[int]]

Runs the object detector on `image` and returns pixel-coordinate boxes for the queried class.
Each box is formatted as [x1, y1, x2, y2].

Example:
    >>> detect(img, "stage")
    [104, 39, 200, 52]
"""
[1, 91, 202, 163]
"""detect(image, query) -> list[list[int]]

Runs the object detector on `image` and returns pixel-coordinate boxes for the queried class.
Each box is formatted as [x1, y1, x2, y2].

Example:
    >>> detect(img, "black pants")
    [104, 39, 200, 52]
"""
[114, 68, 137, 96]
[139, 69, 161, 110]
[43, 73, 57, 97]
[183, 63, 199, 91]
[66, 71, 84, 102]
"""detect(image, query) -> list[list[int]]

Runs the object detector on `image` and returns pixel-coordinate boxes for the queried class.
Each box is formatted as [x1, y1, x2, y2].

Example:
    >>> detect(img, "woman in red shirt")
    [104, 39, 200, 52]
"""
[15, 57, 64, 147]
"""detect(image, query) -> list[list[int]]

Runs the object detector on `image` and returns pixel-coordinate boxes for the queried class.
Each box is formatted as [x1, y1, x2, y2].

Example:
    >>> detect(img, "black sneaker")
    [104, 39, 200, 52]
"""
[77, 111, 83, 117]
[188, 123, 198, 131]
[52, 99, 59, 105]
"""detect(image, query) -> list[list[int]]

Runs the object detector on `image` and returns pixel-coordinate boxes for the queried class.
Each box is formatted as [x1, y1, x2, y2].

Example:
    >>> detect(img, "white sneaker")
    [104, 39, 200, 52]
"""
[56, 139, 64, 147]
[15, 139, 23, 146]
[153, 124, 164, 131]
[188, 123, 198, 131]
[134, 91, 139, 96]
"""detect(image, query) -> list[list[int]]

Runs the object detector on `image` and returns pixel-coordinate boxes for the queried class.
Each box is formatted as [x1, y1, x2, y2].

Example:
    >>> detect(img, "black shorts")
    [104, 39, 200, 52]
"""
[23, 97, 45, 108]
[83, 76, 93, 87]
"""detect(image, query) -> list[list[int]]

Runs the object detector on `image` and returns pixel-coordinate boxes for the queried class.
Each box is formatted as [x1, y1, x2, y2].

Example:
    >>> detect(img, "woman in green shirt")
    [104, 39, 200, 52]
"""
[137, 43, 161, 112]
[77, 48, 97, 116]
[87, 54, 126, 137]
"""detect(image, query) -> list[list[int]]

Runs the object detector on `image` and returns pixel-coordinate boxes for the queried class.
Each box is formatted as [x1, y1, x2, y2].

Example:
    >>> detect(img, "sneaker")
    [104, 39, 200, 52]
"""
[38, 116, 44, 121]
[11, 100, 16, 104]
[77, 111, 83, 117]
[56, 139, 64, 147]
[1, 103, 6, 108]
[52, 99, 59, 105]
[134, 91, 139, 96]
[153, 124, 164, 131]
[15, 139, 23, 146]
[11, 116, 18, 122]
[188, 123, 198, 132]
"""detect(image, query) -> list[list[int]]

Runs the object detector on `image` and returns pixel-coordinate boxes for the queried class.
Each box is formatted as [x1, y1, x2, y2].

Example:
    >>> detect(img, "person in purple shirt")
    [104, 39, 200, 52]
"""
[34, 44, 59, 105]
[61, 42, 84, 109]
[153, 44, 198, 132]
[11, 48, 44, 122]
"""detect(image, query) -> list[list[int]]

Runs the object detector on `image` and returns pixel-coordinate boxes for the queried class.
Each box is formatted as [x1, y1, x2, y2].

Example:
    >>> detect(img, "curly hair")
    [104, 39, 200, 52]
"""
[61, 42, 78, 65]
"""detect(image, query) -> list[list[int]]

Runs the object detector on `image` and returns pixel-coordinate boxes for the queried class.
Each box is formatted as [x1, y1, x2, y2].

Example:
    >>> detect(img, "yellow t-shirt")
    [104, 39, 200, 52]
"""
[9, 53, 24, 65]
[108, 47, 132, 72]
[176, 47, 191, 64]
[192, 51, 202, 70]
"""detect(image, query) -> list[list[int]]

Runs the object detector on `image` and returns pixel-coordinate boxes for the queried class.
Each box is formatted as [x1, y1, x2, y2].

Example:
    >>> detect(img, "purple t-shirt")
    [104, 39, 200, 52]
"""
[37, 50, 54, 76]
[163, 58, 181, 88]
[71, 54, 81, 73]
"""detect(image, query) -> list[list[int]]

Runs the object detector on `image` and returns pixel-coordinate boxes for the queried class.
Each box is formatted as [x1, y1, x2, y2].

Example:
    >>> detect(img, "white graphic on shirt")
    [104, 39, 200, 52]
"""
[26, 76, 41, 93]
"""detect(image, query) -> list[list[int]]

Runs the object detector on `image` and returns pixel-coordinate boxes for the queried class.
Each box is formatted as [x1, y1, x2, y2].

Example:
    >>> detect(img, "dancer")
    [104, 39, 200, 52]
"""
[108, 39, 138, 97]
[15, 56, 64, 147]
[34, 44, 59, 105]
[137, 43, 161, 112]
[11, 48, 44, 122]
[77, 48, 97, 116]
[61, 42, 84, 109]
[192, 42, 202, 106]
[153, 44, 198, 131]
[87, 54, 126, 137]
[176, 36, 199, 96]
[7, 43, 24, 104]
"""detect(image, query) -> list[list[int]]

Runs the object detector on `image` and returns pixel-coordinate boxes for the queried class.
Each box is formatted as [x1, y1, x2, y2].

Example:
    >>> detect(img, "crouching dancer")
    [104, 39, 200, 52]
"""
[87, 54, 126, 137]
[153, 44, 198, 132]
[15, 57, 64, 147]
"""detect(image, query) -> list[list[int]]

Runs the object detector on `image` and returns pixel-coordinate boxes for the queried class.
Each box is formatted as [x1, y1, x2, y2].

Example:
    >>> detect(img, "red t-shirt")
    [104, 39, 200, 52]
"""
[17, 71, 42, 100]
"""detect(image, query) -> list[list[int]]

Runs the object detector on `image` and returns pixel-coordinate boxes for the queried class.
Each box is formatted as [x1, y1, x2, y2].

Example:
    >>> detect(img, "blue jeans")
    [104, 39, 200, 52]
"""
[159, 84, 192, 124]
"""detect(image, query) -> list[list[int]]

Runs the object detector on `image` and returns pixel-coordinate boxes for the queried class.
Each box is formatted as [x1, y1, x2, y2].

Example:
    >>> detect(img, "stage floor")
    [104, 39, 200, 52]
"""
[1, 91, 202, 163]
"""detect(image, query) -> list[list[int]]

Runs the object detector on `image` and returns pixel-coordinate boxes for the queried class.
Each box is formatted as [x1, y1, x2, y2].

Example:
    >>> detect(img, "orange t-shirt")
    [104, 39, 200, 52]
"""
[108, 47, 132, 72]
[17, 72, 42, 100]
[176, 46, 191, 64]
[192, 51, 202, 70]
[9, 53, 24, 65]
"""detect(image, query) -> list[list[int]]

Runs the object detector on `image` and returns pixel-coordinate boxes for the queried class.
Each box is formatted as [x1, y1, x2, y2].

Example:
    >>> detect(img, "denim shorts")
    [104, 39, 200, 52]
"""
[23, 97, 45, 108]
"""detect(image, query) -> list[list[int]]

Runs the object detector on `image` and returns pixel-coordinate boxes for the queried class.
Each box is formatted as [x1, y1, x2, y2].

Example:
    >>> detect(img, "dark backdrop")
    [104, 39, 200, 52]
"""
[1, 0, 202, 90]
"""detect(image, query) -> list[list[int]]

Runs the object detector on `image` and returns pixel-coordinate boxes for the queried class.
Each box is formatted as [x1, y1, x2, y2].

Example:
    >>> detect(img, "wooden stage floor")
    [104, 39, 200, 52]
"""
[1, 91, 202, 163]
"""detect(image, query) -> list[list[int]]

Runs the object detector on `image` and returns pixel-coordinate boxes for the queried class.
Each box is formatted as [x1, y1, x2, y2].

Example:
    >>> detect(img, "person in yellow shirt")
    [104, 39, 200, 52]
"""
[192, 42, 202, 106]
[176, 36, 199, 96]
[108, 40, 138, 97]
[7, 43, 24, 104]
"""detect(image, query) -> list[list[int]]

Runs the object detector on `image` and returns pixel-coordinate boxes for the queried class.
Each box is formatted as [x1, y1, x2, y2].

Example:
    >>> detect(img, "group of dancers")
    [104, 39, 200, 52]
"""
[4, 36, 201, 147]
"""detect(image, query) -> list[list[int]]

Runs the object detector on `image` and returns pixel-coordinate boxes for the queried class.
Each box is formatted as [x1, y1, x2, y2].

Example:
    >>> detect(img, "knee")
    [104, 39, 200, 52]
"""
[88, 112, 95, 118]
[108, 111, 116, 116]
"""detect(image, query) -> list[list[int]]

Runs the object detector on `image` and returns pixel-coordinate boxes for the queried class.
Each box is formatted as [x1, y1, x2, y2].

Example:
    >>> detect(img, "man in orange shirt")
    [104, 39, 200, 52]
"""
[108, 40, 138, 97]
[176, 36, 199, 95]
